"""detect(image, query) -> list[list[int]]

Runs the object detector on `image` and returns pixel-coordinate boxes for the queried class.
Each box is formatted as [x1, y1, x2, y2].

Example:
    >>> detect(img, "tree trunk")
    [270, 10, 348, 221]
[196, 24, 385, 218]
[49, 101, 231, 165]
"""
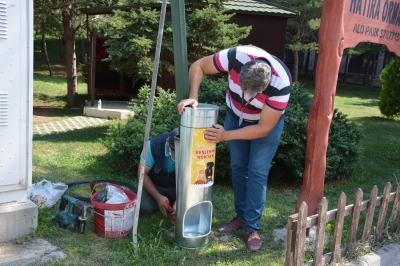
[42, 36, 53, 77]
[305, 49, 310, 77]
[41, 33, 45, 53]
[342, 54, 349, 82]
[292, 50, 299, 82]
[291, 27, 301, 82]
[370, 50, 378, 87]
[80, 36, 85, 64]
[313, 52, 318, 86]
[363, 58, 370, 85]
[62, 9, 78, 108]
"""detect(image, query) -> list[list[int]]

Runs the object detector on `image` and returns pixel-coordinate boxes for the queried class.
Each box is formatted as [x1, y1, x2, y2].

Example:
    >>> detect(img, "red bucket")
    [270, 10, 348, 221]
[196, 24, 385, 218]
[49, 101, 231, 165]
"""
[90, 182, 137, 238]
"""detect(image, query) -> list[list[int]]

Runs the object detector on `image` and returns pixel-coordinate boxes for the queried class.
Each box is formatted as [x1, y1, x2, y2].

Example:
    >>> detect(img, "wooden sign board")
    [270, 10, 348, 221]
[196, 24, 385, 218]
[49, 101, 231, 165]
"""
[345, 0, 400, 54]
[297, 0, 400, 215]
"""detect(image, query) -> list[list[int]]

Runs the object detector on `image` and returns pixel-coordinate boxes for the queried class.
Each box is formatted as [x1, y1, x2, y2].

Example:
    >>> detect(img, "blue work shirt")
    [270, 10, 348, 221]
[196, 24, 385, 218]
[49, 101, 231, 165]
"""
[140, 140, 175, 173]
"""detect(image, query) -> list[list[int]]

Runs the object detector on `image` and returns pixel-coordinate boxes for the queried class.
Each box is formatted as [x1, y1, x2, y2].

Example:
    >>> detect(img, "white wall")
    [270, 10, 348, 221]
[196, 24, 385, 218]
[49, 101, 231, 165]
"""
[0, 0, 33, 204]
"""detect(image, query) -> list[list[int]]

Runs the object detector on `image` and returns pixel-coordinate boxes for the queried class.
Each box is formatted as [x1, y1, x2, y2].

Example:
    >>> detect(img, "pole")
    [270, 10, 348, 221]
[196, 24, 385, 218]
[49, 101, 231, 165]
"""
[132, 0, 168, 254]
[171, 0, 189, 104]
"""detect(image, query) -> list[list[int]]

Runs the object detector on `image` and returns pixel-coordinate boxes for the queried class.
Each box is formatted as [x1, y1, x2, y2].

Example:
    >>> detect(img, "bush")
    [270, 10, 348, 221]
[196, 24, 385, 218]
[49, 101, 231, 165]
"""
[379, 57, 400, 118]
[270, 83, 312, 180]
[270, 83, 362, 183]
[103, 80, 362, 184]
[198, 77, 231, 183]
[102, 85, 178, 171]
[325, 110, 362, 180]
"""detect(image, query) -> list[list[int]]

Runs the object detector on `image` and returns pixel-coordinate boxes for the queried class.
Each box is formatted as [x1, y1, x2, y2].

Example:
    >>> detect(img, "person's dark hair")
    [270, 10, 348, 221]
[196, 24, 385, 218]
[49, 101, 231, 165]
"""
[240, 59, 271, 97]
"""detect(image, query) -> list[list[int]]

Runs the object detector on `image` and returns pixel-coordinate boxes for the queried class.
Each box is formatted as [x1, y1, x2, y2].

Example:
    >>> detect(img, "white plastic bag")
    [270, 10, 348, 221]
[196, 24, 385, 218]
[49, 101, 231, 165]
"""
[105, 185, 129, 204]
[27, 179, 68, 208]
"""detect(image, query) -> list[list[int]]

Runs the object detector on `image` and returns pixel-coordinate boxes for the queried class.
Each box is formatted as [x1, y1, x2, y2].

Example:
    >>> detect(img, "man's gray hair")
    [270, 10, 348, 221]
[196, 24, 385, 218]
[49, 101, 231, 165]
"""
[240, 59, 271, 97]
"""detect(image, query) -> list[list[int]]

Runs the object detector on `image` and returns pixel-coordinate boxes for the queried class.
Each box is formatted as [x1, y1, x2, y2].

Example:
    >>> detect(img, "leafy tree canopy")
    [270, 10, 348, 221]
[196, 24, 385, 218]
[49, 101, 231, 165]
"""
[103, 0, 250, 83]
[268, 0, 323, 81]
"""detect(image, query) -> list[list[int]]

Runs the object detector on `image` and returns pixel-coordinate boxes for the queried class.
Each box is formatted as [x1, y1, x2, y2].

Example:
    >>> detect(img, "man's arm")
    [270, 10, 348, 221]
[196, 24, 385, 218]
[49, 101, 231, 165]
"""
[178, 55, 219, 114]
[204, 105, 283, 142]
[137, 163, 171, 217]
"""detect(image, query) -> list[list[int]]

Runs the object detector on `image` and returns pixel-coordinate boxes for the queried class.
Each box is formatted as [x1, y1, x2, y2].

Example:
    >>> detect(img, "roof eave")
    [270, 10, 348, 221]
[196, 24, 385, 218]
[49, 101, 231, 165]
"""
[226, 10, 299, 18]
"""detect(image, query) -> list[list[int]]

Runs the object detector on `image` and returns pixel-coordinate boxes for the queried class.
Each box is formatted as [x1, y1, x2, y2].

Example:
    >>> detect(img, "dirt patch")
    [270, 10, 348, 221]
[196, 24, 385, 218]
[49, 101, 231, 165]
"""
[33, 106, 56, 123]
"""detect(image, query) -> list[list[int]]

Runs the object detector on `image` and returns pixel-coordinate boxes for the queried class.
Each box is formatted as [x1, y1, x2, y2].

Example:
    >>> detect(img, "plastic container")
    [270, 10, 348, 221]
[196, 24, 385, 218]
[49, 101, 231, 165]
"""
[98, 99, 102, 110]
[90, 182, 136, 238]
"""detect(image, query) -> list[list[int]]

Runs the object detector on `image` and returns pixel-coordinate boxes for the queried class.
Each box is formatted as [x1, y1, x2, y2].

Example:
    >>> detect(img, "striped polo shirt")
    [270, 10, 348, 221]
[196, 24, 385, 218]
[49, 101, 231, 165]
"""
[213, 45, 292, 123]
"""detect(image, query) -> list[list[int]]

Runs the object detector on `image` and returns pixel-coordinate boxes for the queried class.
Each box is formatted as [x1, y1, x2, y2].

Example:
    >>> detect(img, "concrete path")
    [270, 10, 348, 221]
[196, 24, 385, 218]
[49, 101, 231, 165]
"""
[33, 116, 109, 137]
[0, 238, 66, 265]
[345, 243, 400, 266]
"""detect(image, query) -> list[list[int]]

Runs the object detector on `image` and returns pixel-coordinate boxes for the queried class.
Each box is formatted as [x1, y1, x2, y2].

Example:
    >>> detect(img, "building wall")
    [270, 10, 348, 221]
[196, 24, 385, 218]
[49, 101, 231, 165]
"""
[229, 14, 288, 60]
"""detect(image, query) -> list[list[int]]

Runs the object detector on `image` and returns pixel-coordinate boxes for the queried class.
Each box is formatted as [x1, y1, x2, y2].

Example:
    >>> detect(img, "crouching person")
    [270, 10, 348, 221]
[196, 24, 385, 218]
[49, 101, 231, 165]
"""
[137, 128, 178, 221]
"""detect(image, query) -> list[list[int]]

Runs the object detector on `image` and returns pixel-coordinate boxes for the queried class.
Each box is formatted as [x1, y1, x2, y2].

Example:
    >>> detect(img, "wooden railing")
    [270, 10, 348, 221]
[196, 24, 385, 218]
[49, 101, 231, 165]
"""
[285, 183, 400, 266]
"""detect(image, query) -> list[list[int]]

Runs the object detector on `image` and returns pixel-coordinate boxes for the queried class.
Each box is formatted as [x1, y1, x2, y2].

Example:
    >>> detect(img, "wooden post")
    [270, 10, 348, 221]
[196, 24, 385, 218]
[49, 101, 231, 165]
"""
[89, 28, 97, 107]
[376, 182, 392, 240]
[296, 0, 400, 217]
[295, 202, 308, 266]
[347, 188, 363, 252]
[330, 192, 346, 264]
[362, 186, 378, 243]
[389, 183, 400, 232]
[285, 213, 299, 266]
[313, 197, 328, 266]
[296, 0, 346, 216]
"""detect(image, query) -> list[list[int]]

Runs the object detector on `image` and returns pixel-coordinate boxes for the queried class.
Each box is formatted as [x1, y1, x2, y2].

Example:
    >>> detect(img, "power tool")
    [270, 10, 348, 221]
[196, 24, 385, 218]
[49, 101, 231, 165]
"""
[53, 195, 93, 234]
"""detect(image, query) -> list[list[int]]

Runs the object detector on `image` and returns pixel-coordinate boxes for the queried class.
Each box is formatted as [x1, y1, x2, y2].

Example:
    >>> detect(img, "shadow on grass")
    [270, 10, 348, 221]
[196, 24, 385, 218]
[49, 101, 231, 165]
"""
[351, 115, 400, 125]
[349, 98, 379, 107]
[34, 92, 68, 103]
[34, 72, 70, 85]
[300, 79, 381, 101]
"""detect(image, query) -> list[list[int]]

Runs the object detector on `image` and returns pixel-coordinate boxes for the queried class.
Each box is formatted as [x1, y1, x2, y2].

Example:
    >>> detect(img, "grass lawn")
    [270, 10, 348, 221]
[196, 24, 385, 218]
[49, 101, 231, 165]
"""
[31, 39, 400, 265]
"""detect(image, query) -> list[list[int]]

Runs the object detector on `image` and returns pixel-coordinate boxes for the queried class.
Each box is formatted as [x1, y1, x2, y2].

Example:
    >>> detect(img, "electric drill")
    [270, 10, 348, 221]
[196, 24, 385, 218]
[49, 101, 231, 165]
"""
[53, 195, 93, 234]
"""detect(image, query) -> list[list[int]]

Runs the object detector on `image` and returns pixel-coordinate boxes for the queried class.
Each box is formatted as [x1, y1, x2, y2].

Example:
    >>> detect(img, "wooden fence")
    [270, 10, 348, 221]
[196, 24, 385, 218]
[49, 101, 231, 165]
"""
[285, 182, 400, 266]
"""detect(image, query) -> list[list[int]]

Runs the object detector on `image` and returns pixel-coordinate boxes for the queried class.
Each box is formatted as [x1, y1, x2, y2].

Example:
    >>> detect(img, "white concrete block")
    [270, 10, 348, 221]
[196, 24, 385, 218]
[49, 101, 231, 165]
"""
[83, 106, 134, 120]
[0, 200, 38, 242]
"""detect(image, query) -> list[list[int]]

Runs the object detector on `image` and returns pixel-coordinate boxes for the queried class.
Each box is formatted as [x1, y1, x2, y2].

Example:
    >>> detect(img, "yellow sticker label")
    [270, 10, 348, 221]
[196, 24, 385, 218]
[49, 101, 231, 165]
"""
[190, 128, 216, 186]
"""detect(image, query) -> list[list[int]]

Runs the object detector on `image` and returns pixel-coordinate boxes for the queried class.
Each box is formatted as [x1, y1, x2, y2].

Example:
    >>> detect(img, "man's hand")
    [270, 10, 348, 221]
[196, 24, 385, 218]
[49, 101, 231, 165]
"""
[156, 195, 171, 217]
[177, 98, 198, 114]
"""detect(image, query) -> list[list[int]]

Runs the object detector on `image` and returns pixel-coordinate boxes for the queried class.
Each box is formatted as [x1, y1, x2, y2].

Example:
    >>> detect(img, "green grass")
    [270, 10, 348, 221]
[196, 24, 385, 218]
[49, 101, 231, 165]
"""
[31, 39, 400, 265]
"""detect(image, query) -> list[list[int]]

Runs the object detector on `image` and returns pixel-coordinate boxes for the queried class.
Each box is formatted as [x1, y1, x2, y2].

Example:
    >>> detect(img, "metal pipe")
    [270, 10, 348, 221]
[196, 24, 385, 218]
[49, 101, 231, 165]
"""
[132, 0, 168, 254]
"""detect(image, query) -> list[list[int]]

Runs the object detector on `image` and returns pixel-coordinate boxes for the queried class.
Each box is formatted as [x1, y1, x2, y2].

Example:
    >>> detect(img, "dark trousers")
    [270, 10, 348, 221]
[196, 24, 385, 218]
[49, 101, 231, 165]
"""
[139, 185, 176, 215]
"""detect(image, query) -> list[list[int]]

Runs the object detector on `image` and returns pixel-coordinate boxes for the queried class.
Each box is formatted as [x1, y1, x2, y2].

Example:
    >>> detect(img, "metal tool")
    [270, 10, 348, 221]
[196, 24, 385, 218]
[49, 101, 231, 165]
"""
[53, 195, 93, 234]
[166, 202, 175, 222]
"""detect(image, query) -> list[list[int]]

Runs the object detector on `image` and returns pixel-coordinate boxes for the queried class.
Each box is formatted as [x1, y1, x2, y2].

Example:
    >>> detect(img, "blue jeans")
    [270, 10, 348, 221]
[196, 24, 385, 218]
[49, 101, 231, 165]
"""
[224, 111, 284, 231]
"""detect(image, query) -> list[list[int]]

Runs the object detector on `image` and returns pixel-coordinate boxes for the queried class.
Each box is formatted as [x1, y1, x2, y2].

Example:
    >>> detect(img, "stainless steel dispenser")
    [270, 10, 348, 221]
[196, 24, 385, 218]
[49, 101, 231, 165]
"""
[174, 103, 219, 249]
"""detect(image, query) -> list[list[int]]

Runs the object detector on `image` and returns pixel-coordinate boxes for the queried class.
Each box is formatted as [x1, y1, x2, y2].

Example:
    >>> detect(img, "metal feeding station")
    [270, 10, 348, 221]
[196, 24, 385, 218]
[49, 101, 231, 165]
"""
[174, 104, 219, 249]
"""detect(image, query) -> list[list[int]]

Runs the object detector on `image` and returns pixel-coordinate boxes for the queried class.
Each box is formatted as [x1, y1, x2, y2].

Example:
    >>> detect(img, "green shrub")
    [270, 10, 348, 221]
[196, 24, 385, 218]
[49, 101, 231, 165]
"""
[102, 85, 178, 170]
[102, 77, 231, 179]
[379, 57, 400, 118]
[270, 83, 362, 183]
[198, 77, 231, 183]
[270, 83, 312, 180]
[103, 80, 361, 184]
[325, 110, 362, 180]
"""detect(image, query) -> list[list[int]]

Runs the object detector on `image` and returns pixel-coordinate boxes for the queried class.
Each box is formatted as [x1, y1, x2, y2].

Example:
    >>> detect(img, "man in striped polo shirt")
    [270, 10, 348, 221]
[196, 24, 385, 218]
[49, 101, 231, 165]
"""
[177, 45, 292, 251]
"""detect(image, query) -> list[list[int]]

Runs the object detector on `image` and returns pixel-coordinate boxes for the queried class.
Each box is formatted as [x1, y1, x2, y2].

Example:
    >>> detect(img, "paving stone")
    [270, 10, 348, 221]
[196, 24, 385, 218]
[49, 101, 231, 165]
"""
[33, 116, 109, 137]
